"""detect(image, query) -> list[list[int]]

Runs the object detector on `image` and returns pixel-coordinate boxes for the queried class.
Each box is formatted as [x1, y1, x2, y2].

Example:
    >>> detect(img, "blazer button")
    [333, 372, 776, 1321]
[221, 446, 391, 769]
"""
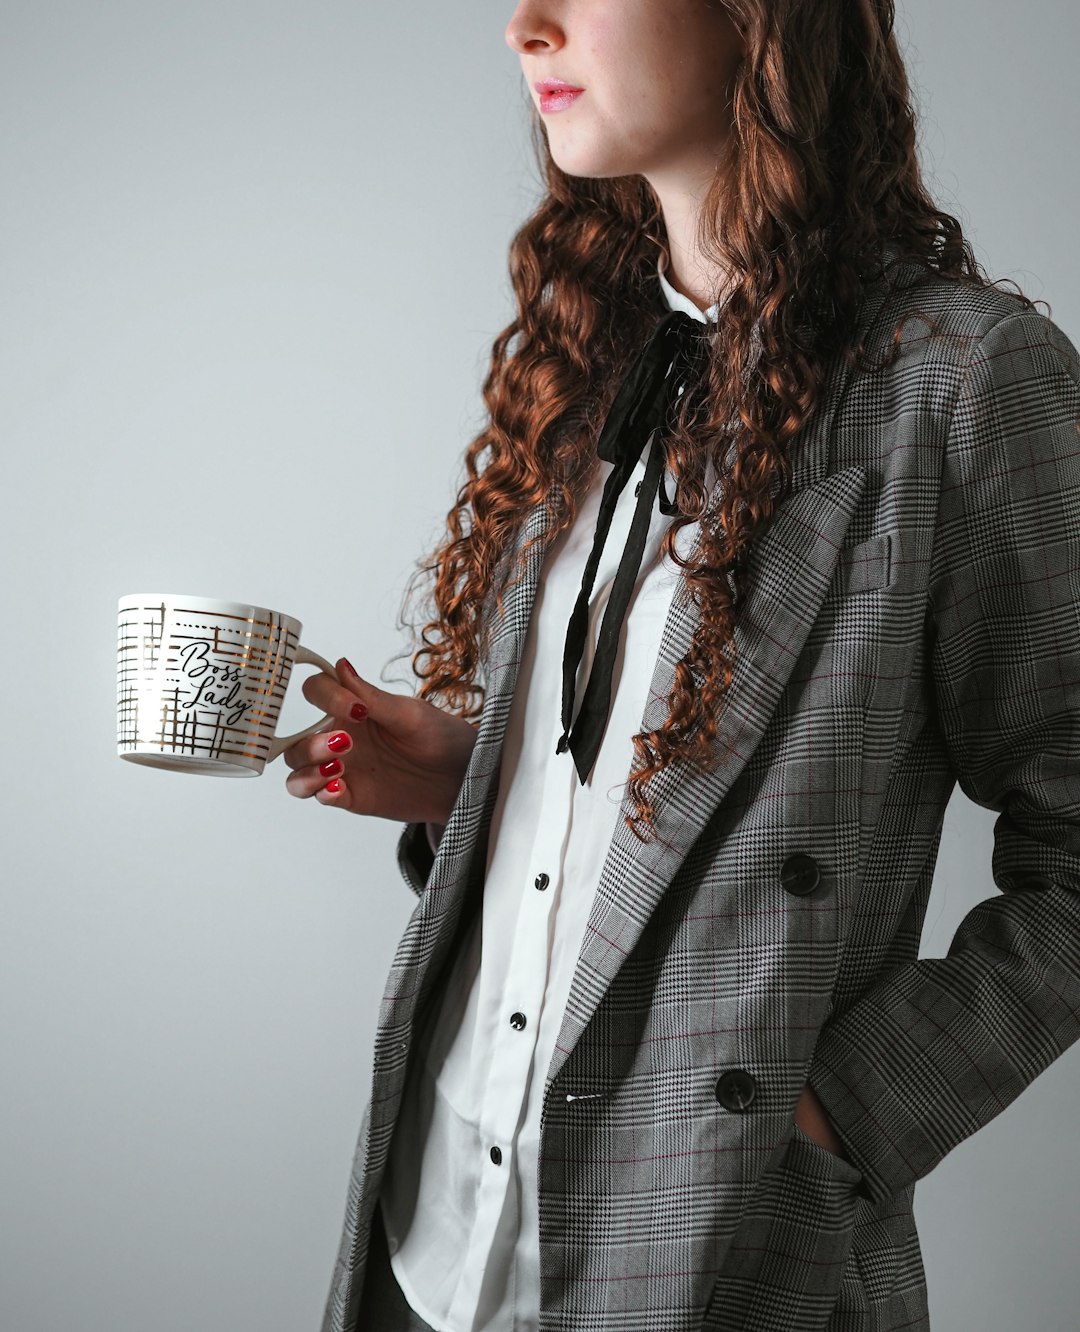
[780, 853, 821, 897]
[510, 1011, 527, 1030]
[535, 872, 550, 891]
[490, 1146, 502, 1165]
[715, 1069, 758, 1112]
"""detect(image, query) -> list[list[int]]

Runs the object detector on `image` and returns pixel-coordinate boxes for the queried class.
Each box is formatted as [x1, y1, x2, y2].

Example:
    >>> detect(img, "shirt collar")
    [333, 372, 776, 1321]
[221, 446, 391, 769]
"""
[657, 250, 722, 324]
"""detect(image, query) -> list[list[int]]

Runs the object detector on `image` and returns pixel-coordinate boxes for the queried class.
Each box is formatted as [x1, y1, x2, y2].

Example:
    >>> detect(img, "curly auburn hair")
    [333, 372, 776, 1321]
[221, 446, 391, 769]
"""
[397, 0, 1036, 843]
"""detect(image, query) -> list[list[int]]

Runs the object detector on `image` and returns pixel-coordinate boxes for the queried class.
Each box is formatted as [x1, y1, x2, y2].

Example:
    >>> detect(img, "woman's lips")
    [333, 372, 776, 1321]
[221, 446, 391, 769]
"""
[535, 82, 585, 114]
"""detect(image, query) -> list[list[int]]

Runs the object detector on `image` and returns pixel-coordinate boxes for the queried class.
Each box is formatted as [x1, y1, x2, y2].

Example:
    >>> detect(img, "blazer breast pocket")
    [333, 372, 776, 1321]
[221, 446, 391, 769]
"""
[831, 532, 894, 596]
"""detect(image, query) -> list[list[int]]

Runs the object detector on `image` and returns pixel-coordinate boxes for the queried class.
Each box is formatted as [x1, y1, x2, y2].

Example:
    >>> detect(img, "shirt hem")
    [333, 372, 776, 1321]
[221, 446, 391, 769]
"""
[388, 1245, 455, 1332]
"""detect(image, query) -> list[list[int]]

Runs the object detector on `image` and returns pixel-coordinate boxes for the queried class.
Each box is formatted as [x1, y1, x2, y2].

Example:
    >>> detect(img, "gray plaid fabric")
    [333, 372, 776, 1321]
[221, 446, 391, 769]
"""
[322, 261, 1080, 1332]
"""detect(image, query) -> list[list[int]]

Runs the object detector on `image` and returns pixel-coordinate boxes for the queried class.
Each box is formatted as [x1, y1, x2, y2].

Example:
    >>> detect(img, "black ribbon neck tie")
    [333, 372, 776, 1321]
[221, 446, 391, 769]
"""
[556, 309, 711, 784]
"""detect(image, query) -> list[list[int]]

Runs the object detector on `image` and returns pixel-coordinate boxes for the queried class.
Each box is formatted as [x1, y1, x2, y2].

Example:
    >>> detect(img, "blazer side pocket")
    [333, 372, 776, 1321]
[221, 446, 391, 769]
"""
[702, 1122, 866, 1329]
[790, 1121, 866, 1191]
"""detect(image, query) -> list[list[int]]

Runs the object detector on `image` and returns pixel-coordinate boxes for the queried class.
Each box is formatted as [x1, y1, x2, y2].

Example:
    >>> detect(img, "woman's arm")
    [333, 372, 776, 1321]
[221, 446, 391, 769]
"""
[808, 307, 1080, 1204]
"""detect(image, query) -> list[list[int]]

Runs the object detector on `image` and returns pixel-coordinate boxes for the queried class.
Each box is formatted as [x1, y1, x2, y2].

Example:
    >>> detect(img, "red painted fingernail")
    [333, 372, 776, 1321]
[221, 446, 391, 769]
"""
[350, 703, 368, 722]
[325, 778, 344, 794]
[319, 759, 344, 778]
[327, 732, 352, 754]
[341, 657, 358, 678]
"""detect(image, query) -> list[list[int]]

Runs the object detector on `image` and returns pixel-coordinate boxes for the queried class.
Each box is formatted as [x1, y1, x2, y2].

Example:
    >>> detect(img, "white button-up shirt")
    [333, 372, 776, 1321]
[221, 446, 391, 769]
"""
[379, 256, 719, 1331]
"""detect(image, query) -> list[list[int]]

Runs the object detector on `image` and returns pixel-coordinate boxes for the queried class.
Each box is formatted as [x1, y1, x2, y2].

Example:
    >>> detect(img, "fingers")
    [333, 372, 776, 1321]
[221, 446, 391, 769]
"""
[284, 748, 345, 799]
[284, 656, 385, 813]
[283, 725, 358, 806]
[290, 769, 349, 806]
[314, 775, 348, 807]
[285, 765, 352, 807]
[301, 657, 384, 724]
[281, 726, 355, 773]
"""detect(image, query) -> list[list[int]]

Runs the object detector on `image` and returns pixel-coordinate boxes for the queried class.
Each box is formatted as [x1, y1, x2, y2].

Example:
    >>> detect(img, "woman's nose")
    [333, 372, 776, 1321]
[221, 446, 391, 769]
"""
[504, 1, 565, 55]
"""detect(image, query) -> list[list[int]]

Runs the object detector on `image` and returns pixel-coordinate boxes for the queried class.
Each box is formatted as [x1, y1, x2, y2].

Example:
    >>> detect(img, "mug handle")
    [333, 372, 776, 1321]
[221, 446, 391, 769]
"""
[266, 646, 341, 762]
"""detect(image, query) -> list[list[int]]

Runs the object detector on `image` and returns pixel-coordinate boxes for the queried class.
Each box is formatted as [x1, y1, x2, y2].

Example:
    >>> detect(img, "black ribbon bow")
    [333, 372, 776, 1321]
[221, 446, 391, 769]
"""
[556, 308, 711, 783]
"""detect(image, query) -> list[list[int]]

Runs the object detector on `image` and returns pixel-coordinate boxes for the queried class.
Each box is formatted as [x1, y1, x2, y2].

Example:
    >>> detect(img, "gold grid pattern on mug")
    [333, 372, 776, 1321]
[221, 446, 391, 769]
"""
[117, 602, 298, 759]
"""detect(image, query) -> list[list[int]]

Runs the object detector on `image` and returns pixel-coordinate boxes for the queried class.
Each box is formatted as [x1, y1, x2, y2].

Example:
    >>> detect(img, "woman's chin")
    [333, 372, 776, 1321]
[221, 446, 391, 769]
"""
[545, 146, 635, 183]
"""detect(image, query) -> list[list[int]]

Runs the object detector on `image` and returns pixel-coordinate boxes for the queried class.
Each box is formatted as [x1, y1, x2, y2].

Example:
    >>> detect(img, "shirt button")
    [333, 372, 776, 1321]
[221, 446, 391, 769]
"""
[634, 481, 643, 498]
[490, 1146, 502, 1165]
[510, 1011, 527, 1031]
[535, 872, 550, 891]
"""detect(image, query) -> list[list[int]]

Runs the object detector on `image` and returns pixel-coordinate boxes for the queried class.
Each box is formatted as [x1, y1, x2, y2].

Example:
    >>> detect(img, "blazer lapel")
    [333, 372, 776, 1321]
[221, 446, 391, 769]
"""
[411, 499, 558, 930]
[541, 260, 903, 1086]
[546, 462, 867, 1089]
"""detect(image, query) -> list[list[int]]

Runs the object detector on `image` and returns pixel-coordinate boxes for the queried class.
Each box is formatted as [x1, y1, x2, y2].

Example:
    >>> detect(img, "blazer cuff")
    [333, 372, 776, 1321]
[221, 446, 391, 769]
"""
[807, 1021, 933, 1206]
[806, 910, 1080, 1209]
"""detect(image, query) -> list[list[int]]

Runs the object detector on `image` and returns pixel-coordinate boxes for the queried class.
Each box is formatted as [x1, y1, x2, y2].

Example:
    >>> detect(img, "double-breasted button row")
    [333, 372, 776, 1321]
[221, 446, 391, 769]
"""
[780, 852, 822, 897]
[560, 1074, 760, 1113]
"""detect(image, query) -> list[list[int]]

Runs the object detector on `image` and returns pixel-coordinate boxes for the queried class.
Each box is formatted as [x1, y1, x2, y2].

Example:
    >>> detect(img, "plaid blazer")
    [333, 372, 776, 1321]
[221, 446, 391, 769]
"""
[322, 260, 1080, 1332]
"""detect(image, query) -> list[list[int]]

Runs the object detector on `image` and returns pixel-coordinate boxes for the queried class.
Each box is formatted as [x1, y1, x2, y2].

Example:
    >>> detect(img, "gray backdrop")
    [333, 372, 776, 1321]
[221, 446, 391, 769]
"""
[1, 3, 1077, 1330]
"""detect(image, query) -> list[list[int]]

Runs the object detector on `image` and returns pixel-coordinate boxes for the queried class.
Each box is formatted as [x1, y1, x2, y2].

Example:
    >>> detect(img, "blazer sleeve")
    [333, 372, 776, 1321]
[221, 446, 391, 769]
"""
[808, 307, 1080, 1205]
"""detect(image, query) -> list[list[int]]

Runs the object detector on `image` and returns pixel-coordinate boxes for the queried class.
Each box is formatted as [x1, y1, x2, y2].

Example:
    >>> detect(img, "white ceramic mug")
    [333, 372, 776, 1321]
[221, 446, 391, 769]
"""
[117, 593, 338, 777]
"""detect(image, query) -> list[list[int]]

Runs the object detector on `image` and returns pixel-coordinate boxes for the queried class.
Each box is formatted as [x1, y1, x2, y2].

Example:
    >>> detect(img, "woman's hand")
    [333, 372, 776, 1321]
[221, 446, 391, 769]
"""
[282, 657, 478, 826]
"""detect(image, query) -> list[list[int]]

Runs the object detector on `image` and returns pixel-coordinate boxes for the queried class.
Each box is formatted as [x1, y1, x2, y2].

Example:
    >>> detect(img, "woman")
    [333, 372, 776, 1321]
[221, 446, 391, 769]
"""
[285, 1, 1080, 1328]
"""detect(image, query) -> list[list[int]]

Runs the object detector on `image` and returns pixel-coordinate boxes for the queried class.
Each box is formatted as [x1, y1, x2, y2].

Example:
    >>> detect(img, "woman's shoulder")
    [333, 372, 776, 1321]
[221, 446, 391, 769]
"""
[860, 253, 1079, 387]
